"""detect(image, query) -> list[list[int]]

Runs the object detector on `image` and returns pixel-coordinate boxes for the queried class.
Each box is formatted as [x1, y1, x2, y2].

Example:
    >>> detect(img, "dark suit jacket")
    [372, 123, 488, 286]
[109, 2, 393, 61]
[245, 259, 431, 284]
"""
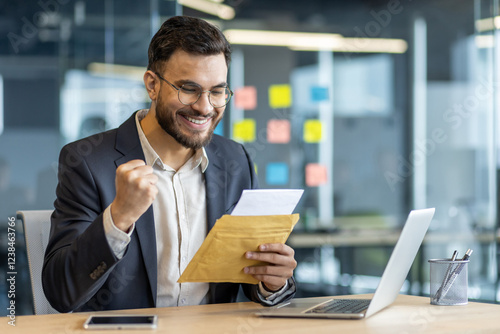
[42, 112, 295, 312]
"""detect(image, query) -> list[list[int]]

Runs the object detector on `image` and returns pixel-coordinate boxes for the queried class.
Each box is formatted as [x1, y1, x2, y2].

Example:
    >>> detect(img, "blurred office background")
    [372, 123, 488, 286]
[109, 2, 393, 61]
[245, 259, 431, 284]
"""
[1, 0, 499, 315]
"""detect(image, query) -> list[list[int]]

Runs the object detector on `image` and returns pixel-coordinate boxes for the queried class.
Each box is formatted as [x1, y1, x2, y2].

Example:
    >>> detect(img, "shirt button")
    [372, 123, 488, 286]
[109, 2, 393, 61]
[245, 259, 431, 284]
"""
[181, 298, 186, 304]
[182, 256, 187, 262]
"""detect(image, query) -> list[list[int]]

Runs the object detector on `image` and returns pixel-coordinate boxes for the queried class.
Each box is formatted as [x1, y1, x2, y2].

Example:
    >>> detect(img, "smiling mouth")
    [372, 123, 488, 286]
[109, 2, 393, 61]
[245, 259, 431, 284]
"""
[184, 115, 211, 125]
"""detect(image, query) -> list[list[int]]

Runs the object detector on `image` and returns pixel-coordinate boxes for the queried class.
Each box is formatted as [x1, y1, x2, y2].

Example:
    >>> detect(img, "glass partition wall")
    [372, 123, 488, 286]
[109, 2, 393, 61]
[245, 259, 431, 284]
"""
[415, 0, 498, 302]
[1, 0, 499, 315]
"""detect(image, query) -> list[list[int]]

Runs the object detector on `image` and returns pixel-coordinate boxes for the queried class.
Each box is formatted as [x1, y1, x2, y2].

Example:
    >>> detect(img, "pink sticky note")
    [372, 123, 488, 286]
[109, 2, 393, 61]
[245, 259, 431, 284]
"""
[234, 86, 257, 110]
[305, 163, 328, 187]
[267, 119, 291, 144]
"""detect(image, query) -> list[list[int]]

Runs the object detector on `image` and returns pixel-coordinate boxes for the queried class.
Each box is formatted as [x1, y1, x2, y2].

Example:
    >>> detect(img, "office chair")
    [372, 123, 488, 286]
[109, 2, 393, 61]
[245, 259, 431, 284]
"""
[18, 210, 59, 315]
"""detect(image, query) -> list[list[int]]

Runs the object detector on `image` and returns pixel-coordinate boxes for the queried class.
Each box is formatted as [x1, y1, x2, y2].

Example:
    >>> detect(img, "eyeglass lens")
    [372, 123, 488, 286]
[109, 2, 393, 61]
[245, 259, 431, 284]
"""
[179, 84, 231, 107]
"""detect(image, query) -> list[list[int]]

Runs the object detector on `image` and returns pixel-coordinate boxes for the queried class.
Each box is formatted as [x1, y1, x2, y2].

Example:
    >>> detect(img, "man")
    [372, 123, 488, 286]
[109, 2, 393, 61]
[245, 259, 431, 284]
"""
[42, 16, 296, 313]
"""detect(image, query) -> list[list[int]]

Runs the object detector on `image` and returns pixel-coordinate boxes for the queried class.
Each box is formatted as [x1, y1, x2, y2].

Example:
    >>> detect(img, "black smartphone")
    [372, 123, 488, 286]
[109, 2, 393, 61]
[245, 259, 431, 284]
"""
[83, 314, 158, 330]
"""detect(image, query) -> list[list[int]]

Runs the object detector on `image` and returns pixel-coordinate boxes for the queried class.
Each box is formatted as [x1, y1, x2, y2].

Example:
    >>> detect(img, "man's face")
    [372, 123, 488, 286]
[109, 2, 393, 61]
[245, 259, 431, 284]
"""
[154, 50, 228, 150]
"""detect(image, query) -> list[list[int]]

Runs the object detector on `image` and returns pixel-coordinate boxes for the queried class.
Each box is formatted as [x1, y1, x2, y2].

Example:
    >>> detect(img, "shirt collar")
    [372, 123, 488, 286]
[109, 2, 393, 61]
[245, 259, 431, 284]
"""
[135, 109, 209, 173]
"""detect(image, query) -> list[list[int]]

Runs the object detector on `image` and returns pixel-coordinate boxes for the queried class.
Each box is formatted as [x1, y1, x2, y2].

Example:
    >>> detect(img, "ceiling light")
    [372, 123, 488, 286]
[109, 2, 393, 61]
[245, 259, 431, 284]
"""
[178, 0, 235, 20]
[87, 62, 146, 80]
[475, 16, 500, 32]
[224, 29, 408, 54]
[290, 37, 408, 53]
[224, 29, 343, 48]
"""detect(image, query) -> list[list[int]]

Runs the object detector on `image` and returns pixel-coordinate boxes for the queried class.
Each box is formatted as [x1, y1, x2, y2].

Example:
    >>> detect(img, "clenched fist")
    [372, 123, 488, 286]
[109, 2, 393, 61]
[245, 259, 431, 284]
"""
[110, 159, 158, 232]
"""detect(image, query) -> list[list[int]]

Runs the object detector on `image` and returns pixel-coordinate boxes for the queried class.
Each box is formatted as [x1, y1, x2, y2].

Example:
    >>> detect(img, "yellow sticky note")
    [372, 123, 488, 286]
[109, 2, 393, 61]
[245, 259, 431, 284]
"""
[178, 214, 300, 284]
[233, 119, 256, 142]
[303, 120, 322, 143]
[269, 84, 292, 109]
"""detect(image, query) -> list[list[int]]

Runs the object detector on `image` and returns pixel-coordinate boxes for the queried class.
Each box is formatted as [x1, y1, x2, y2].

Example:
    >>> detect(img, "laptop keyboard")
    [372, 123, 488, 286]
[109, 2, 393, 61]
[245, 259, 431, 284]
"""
[306, 299, 371, 314]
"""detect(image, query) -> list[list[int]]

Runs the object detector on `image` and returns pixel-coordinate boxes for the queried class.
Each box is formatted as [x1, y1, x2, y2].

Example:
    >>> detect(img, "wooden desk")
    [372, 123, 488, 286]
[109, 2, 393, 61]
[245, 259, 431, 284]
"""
[4, 294, 500, 333]
[288, 230, 498, 248]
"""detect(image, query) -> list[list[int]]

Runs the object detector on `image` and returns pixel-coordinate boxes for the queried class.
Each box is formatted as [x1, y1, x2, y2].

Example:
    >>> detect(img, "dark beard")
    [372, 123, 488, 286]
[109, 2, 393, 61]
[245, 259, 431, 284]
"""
[155, 98, 220, 150]
[157, 113, 214, 150]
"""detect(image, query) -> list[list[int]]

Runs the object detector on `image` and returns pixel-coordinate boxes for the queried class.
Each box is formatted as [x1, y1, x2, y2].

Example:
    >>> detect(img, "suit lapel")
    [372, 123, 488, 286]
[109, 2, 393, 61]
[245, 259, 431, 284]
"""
[204, 143, 229, 304]
[204, 144, 227, 231]
[114, 112, 158, 306]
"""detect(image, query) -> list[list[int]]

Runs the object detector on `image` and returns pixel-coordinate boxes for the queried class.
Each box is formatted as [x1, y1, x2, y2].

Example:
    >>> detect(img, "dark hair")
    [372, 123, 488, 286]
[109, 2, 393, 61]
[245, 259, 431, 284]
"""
[147, 16, 231, 73]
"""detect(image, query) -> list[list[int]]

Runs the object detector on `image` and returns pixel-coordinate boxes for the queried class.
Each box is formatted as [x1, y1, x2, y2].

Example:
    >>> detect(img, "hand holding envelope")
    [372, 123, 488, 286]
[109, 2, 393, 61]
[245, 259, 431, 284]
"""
[244, 241, 297, 291]
[178, 189, 303, 285]
[178, 214, 300, 284]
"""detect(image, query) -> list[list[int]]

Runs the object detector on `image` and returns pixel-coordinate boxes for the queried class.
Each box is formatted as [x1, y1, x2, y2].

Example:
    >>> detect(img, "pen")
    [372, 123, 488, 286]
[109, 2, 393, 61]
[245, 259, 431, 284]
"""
[434, 249, 458, 300]
[461, 249, 473, 261]
[437, 249, 473, 302]
[433, 250, 457, 302]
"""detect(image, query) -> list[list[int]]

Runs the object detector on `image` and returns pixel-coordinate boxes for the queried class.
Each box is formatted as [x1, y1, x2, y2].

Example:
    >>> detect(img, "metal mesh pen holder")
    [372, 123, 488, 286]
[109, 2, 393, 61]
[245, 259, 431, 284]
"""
[429, 259, 469, 306]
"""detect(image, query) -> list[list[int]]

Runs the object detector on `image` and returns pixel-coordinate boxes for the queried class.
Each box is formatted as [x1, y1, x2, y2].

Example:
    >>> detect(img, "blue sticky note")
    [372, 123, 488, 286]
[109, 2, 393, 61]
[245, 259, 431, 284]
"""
[214, 120, 224, 136]
[266, 162, 289, 185]
[310, 86, 329, 102]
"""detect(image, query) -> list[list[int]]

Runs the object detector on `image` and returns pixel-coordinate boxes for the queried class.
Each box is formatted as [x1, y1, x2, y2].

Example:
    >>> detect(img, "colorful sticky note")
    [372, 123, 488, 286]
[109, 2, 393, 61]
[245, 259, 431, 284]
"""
[305, 163, 328, 187]
[214, 120, 224, 136]
[310, 86, 329, 102]
[303, 120, 322, 143]
[266, 163, 289, 185]
[232, 119, 256, 142]
[267, 119, 291, 144]
[269, 84, 292, 109]
[234, 86, 257, 110]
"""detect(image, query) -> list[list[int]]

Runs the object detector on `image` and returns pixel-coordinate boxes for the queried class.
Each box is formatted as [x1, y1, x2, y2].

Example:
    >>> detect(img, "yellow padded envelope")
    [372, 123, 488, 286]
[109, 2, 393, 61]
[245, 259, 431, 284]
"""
[178, 214, 300, 284]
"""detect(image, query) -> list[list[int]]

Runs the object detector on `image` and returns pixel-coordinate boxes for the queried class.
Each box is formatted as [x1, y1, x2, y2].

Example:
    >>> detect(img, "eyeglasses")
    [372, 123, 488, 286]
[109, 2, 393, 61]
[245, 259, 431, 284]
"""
[155, 72, 233, 108]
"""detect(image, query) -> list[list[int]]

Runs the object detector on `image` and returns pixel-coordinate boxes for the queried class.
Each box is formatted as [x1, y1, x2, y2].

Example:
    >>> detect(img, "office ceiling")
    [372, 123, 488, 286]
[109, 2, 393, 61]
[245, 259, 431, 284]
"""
[0, 0, 475, 81]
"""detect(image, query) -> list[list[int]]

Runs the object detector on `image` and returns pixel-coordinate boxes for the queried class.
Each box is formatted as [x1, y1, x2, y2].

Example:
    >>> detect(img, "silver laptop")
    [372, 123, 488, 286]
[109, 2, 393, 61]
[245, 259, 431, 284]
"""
[256, 208, 435, 319]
